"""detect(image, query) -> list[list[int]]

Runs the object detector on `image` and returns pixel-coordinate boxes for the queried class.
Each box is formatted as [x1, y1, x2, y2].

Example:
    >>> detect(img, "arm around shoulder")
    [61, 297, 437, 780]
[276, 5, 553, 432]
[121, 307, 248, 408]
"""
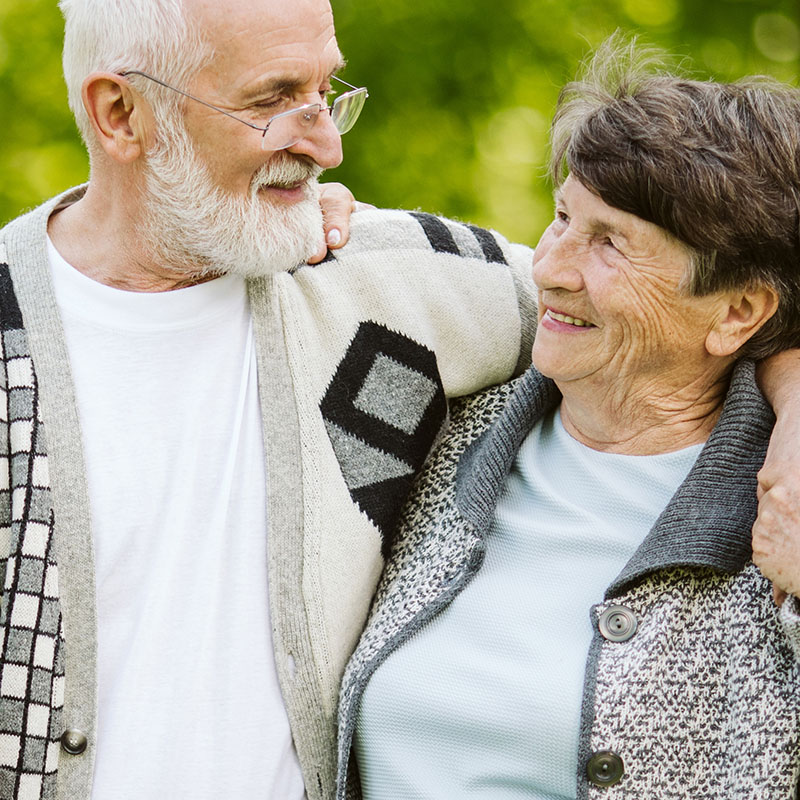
[328, 208, 537, 395]
[753, 349, 800, 604]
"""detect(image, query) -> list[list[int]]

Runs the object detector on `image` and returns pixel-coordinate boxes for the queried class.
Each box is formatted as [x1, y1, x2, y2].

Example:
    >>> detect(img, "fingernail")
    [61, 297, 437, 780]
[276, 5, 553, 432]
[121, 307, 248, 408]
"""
[326, 228, 342, 246]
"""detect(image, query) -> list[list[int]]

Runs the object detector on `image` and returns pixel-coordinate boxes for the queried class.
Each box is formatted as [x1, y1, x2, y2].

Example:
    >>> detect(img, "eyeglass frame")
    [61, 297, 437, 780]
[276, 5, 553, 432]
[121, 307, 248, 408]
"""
[118, 69, 368, 150]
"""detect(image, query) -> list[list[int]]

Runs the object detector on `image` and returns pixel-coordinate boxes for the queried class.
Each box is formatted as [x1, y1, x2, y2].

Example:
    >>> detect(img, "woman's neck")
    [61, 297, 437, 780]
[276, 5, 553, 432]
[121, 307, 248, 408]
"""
[556, 367, 731, 455]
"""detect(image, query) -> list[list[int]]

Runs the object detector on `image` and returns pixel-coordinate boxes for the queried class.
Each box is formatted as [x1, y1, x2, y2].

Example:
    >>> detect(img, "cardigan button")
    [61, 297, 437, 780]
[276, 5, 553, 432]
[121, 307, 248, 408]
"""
[60, 728, 88, 755]
[586, 750, 624, 786]
[598, 605, 638, 642]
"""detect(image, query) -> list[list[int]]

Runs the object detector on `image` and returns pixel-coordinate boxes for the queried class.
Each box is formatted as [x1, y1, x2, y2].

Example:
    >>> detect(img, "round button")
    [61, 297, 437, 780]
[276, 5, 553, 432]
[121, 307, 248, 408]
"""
[60, 728, 88, 755]
[598, 605, 638, 642]
[586, 750, 624, 786]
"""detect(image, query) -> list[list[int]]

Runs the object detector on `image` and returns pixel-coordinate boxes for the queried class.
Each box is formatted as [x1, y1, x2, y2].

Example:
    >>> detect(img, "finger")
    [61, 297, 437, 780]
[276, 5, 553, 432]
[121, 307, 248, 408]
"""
[774, 583, 788, 606]
[319, 182, 356, 251]
[757, 463, 777, 497]
[307, 241, 329, 265]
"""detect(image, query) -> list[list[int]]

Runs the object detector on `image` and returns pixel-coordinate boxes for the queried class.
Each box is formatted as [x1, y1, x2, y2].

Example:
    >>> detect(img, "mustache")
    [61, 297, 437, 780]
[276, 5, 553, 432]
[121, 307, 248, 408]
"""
[251, 154, 322, 191]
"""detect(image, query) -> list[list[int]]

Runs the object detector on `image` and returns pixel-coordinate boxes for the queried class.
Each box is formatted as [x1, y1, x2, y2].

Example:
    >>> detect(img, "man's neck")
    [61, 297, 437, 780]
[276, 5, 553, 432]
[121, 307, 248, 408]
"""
[47, 185, 214, 292]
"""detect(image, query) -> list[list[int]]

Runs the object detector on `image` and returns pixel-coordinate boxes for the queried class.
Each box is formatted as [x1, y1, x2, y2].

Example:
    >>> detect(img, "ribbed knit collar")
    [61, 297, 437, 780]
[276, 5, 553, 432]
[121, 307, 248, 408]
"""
[456, 360, 774, 596]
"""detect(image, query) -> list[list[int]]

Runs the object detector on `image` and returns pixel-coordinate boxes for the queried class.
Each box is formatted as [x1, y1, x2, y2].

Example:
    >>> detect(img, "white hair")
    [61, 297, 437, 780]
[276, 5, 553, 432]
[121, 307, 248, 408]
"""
[58, 0, 210, 148]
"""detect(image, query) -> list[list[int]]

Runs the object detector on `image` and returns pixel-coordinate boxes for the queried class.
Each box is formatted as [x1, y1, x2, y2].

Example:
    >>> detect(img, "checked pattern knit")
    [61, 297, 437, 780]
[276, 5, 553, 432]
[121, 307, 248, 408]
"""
[320, 321, 447, 557]
[0, 259, 63, 800]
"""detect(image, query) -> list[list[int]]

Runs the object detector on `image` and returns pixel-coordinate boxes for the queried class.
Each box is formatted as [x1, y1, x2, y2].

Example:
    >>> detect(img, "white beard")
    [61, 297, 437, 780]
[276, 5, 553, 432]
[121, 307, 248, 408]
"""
[139, 120, 325, 280]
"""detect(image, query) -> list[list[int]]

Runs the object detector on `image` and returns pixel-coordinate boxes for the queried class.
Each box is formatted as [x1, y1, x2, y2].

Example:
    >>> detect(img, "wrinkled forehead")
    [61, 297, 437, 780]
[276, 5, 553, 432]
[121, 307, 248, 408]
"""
[184, 0, 341, 93]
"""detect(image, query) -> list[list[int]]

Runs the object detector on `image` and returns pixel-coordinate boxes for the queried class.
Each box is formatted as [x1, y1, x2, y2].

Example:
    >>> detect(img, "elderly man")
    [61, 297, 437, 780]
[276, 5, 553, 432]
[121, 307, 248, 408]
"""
[0, 1, 538, 799]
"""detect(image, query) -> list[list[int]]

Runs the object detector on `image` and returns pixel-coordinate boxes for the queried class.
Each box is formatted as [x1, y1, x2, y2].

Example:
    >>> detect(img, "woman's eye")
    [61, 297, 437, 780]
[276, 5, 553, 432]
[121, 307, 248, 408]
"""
[555, 210, 569, 225]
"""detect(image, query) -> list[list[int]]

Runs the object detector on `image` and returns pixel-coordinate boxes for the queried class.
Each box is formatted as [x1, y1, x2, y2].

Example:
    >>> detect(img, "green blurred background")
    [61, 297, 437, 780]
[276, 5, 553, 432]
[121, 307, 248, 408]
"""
[1, 0, 799, 245]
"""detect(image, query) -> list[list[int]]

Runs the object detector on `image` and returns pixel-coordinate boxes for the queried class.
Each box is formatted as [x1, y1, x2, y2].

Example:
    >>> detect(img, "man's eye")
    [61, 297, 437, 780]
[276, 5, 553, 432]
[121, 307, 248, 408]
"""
[255, 98, 284, 109]
[555, 210, 569, 225]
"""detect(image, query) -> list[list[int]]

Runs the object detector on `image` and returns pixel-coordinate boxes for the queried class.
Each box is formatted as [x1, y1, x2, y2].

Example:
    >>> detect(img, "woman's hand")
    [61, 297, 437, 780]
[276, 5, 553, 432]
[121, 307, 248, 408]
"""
[308, 182, 367, 264]
[754, 460, 800, 605]
[753, 350, 800, 604]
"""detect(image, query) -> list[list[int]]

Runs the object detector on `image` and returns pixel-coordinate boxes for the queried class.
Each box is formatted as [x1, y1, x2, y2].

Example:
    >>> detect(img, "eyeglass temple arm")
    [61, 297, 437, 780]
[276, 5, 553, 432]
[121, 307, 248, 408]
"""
[332, 75, 363, 93]
[118, 70, 269, 133]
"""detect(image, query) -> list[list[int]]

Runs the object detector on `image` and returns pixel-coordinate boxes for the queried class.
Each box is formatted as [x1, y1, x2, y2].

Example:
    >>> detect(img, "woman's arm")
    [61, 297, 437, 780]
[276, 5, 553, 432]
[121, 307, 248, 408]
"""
[753, 350, 800, 604]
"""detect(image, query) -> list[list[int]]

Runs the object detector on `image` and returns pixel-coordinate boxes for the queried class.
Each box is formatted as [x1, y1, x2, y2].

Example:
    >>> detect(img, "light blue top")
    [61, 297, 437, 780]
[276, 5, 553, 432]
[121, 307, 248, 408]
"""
[354, 407, 702, 799]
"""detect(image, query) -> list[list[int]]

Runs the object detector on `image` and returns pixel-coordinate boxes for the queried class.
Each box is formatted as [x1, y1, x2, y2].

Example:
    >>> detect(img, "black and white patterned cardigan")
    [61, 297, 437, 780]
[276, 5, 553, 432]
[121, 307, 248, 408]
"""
[337, 361, 800, 799]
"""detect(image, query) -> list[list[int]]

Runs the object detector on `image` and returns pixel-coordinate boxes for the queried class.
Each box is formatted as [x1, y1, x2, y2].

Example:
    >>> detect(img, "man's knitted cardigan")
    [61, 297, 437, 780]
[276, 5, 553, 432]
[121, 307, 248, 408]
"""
[338, 362, 800, 799]
[0, 186, 536, 800]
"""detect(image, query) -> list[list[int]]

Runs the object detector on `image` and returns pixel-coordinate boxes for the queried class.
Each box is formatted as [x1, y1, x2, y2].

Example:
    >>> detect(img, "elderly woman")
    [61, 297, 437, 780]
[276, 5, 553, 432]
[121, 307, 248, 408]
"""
[336, 44, 800, 799]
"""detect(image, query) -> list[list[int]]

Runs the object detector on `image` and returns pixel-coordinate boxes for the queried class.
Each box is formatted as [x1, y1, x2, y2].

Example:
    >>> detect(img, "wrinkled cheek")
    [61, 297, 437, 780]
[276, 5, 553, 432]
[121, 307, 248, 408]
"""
[617, 317, 688, 371]
[606, 319, 647, 368]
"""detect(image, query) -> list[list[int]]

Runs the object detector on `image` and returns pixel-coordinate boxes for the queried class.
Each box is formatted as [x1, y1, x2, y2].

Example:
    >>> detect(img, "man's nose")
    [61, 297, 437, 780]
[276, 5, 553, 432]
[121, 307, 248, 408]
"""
[287, 109, 343, 169]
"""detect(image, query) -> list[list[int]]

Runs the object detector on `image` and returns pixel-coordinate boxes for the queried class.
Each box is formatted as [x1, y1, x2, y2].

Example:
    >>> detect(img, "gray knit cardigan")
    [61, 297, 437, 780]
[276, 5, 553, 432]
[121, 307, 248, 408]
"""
[338, 360, 800, 799]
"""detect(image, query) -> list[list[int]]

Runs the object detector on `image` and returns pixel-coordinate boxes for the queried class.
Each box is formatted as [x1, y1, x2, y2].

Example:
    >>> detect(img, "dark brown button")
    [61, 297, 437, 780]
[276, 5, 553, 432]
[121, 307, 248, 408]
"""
[586, 750, 624, 786]
[60, 728, 88, 755]
[598, 605, 638, 642]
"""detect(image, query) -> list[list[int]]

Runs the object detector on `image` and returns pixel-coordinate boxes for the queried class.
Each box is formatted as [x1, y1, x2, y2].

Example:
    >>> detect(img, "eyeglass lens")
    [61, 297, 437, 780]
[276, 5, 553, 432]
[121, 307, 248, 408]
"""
[331, 88, 368, 135]
[260, 87, 368, 151]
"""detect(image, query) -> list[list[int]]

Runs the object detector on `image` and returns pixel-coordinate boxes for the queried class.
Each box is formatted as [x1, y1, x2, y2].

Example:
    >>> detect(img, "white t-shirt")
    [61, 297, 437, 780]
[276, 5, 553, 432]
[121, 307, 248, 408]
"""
[356, 407, 702, 799]
[48, 239, 304, 799]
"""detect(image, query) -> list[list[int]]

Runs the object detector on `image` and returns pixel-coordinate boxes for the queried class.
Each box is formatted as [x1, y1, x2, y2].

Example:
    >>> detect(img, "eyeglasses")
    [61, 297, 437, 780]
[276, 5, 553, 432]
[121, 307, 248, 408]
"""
[119, 70, 368, 151]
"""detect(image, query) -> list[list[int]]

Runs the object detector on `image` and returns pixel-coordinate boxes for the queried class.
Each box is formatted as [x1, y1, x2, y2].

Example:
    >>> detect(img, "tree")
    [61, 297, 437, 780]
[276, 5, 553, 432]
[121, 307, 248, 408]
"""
[2, 0, 799, 244]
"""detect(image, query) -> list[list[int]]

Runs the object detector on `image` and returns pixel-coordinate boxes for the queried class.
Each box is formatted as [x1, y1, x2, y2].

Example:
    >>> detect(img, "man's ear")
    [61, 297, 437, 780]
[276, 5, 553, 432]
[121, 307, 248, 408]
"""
[82, 72, 155, 163]
[706, 286, 779, 357]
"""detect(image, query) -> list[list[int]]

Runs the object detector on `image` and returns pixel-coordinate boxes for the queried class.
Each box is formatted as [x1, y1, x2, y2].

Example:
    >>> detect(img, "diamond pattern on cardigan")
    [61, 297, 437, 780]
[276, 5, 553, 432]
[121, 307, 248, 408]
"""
[321, 321, 447, 557]
[0, 264, 62, 800]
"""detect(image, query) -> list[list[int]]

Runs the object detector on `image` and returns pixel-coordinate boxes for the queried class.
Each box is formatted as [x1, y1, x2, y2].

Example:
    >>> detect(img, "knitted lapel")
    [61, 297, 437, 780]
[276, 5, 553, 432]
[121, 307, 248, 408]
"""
[456, 360, 771, 592]
[609, 360, 772, 594]
[456, 366, 559, 530]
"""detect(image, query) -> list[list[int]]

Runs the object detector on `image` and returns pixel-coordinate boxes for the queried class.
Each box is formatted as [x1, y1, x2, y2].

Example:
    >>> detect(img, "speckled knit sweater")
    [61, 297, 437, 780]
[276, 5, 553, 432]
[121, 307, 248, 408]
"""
[338, 360, 800, 800]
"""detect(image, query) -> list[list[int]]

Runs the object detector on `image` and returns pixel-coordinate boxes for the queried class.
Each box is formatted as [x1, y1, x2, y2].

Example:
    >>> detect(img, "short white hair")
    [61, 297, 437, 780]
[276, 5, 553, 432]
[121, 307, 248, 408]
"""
[59, 0, 211, 148]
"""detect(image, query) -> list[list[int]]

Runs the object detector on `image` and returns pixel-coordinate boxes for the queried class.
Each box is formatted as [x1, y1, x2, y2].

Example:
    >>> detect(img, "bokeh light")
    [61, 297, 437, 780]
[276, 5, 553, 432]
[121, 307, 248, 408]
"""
[1, 0, 799, 247]
[753, 13, 800, 62]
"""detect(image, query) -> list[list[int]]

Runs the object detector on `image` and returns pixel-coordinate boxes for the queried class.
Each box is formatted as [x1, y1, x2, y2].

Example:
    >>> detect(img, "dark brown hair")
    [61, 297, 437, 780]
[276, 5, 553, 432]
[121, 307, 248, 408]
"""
[550, 35, 800, 358]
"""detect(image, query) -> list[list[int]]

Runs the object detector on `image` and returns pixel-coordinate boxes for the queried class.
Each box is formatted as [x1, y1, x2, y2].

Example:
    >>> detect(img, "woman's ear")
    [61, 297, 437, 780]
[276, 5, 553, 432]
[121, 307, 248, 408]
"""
[82, 72, 155, 163]
[706, 286, 779, 357]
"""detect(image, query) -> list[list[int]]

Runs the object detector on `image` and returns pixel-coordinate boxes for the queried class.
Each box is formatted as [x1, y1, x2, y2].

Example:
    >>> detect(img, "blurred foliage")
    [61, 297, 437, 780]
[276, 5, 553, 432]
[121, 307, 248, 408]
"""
[1, 0, 799, 245]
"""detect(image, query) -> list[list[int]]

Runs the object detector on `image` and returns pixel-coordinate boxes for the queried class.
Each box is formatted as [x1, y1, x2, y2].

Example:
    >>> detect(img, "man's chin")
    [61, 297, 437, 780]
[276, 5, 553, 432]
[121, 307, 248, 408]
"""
[225, 201, 325, 278]
[141, 149, 325, 280]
